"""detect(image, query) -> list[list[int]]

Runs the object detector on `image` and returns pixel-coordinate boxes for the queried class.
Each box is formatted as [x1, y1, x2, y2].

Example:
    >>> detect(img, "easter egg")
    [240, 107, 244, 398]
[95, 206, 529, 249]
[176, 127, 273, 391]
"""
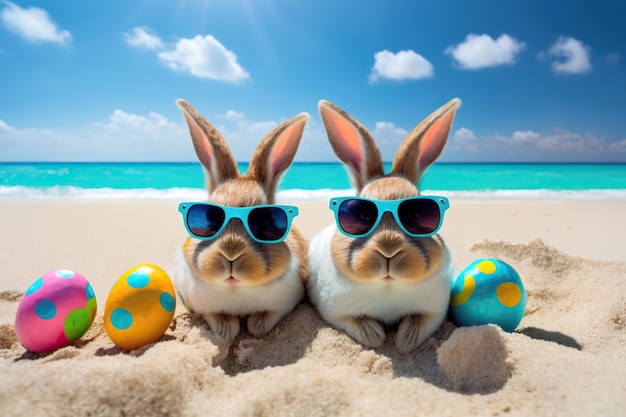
[449, 258, 526, 332]
[14, 270, 97, 353]
[104, 264, 176, 350]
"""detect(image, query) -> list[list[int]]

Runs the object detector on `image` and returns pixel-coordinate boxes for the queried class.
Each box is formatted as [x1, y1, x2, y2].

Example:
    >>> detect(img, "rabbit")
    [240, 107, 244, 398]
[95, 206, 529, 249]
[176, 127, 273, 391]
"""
[308, 98, 461, 353]
[172, 99, 310, 342]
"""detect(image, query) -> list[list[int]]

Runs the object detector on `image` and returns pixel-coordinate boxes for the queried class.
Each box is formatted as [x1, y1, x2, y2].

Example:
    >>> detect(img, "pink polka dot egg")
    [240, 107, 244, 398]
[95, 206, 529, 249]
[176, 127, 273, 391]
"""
[449, 258, 526, 332]
[14, 270, 97, 353]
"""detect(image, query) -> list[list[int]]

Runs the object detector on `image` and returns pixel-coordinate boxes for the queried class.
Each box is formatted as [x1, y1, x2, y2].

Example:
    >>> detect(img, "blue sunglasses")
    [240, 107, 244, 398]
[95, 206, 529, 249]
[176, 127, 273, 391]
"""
[329, 196, 449, 238]
[179, 202, 299, 244]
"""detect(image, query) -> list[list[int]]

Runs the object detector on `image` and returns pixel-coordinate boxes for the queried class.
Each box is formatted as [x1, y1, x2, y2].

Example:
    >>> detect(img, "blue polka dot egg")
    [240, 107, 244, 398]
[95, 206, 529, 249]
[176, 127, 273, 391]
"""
[449, 258, 526, 332]
[14, 270, 97, 353]
[104, 264, 176, 350]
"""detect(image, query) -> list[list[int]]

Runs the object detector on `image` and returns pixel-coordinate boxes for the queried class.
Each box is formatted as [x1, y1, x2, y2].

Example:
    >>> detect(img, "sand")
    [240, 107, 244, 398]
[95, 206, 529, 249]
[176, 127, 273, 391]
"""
[1, 199, 625, 416]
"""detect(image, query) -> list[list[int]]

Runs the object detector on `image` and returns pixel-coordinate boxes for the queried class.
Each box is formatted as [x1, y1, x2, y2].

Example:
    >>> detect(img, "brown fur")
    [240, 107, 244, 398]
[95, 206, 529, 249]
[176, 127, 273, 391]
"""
[176, 99, 310, 339]
[182, 177, 309, 287]
[319, 99, 460, 283]
[315, 98, 460, 352]
[248, 115, 309, 203]
[177, 99, 310, 287]
[318, 102, 384, 190]
[330, 177, 445, 284]
[391, 99, 461, 183]
[184, 234, 295, 287]
[177, 100, 239, 193]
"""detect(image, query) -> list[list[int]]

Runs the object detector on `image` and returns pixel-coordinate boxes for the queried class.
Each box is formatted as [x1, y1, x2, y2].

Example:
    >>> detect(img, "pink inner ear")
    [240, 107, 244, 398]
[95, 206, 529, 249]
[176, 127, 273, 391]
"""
[271, 122, 301, 176]
[197, 140, 214, 168]
[326, 110, 362, 172]
[272, 125, 294, 173]
[418, 111, 455, 169]
[184, 112, 214, 169]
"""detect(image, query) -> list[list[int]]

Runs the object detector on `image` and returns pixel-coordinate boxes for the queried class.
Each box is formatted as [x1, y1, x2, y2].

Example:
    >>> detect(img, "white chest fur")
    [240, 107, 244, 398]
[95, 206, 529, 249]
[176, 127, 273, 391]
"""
[308, 225, 452, 324]
[171, 248, 304, 316]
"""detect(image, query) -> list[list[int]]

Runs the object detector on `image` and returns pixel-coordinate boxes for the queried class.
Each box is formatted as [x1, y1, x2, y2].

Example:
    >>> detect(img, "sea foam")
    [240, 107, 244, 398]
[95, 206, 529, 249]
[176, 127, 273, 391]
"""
[1, 186, 626, 201]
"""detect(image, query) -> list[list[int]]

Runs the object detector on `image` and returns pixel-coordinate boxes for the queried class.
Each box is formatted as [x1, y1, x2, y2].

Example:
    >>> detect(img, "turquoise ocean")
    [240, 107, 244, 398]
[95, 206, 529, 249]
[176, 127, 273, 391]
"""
[1, 162, 625, 200]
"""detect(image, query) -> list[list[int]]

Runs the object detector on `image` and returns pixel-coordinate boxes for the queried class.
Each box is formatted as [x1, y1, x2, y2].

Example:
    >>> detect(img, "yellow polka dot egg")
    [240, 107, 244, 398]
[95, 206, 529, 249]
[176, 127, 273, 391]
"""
[449, 258, 526, 332]
[104, 264, 176, 350]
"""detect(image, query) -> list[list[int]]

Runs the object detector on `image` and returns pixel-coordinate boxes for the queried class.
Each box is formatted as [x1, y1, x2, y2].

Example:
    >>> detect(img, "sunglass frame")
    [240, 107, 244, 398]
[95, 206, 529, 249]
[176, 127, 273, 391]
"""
[178, 202, 299, 244]
[329, 196, 449, 239]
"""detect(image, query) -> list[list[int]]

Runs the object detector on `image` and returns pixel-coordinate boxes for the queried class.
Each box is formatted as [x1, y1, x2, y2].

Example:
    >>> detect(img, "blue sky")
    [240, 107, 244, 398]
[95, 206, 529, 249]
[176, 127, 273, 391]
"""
[1, 0, 625, 163]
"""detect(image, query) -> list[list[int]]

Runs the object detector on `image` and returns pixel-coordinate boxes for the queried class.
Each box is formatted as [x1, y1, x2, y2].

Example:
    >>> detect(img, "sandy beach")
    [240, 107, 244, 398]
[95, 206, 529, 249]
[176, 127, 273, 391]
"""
[1, 198, 625, 416]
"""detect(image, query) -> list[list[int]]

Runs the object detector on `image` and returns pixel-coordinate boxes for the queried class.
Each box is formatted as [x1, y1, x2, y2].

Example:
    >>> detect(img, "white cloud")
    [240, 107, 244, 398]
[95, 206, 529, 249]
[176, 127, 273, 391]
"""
[288, 117, 334, 162]
[372, 121, 408, 139]
[0, 110, 194, 161]
[212, 110, 335, 162]
[546, 36, 592, 74]
[369, 50, 434, 82]
[122, 26, 251, 82]
[452, 127, 477, 143]
[512, 130, 540, 143]
[444, 128, 626, 162]
[214, 110, 278, 157]
[0, 108, 316, 162]
[609, 139, 626, 152]
[158, 35, 250, 82]
[0, 1, 71, 44]
[0, 119, 16, 132]
[531, 130, 604, 153]
[106, 110, 176, 130]
[449, 128, 481, 152]
[4, 110, 625, 163]
[124, 26, 163, 50]
[500, 130, 583, 152]
[370, 121, 409, 159]
[223, 110, 245, 121]
[445, 33, 525, 69]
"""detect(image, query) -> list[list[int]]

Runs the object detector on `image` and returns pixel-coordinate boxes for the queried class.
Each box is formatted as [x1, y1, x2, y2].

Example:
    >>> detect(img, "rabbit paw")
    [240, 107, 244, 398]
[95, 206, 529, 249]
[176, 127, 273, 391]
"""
[203, 313, 240, 342]
[395, 314, 424, 353]
[247, 311, 283, 337]
[343, 316, 385, 349]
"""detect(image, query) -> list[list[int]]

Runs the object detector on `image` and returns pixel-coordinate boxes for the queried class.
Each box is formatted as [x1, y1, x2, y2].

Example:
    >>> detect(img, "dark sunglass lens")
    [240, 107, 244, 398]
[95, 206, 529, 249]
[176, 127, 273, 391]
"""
[338, 199, 378, 236]
[187, 205, 226, 238]
[398, 199, 441, 235]
[248, 207, 288, 241]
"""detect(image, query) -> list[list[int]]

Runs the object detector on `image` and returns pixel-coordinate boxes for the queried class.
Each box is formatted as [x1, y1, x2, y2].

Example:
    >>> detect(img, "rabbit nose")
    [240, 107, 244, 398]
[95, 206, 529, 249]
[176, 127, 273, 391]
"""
[220, 242, 246, 262]
[218, 222, 248, 260]
[375, 212, 404, 257]
[220, 245, 244, 262]
[379, 246, 402, 260]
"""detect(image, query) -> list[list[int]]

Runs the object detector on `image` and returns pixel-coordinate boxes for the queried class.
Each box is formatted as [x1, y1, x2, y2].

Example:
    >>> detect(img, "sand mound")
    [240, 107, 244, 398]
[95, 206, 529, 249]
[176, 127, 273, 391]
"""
[1, 239, 625, 416]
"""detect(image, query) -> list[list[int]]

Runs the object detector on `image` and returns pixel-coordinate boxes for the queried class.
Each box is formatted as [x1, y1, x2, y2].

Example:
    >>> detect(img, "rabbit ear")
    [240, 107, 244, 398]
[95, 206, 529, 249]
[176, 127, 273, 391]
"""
[318, 100, 384, 192]
[247, 112, 310, 203]
[177, 99, 240, 193]
[391, 98, 461, 184]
